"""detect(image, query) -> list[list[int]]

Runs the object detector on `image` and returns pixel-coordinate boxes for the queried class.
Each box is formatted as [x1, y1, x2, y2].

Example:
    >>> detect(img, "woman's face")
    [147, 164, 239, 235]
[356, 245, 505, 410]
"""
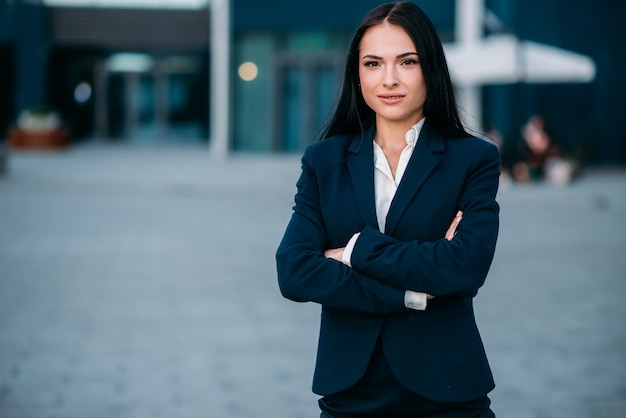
[358, 22, 426, 127]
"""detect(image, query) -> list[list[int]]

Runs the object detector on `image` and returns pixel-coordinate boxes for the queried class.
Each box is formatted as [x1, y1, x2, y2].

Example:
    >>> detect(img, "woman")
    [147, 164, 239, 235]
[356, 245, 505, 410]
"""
[276, 2, 500, 416]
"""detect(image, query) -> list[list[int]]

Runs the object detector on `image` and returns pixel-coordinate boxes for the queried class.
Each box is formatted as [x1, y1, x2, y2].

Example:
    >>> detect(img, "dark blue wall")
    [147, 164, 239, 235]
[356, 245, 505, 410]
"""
[485, 0, 626, 164]
[232, 0, 455, 33]
[0, 3, 16, 41]
[0, 3, 49, 125]
[15, 4, 49, 114]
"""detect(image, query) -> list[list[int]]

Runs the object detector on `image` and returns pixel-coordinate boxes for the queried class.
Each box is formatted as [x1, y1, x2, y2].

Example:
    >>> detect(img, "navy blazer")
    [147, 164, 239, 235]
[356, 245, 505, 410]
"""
[276, 122, 500, 403]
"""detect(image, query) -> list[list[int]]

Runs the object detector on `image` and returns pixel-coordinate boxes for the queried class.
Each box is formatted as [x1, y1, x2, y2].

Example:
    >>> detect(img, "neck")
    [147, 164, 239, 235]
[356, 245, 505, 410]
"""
[374, 117, 421, 149]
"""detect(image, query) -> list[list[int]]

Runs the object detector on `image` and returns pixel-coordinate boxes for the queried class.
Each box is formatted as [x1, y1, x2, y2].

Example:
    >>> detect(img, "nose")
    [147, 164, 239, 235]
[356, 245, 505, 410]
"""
[383, 66, 399, 88]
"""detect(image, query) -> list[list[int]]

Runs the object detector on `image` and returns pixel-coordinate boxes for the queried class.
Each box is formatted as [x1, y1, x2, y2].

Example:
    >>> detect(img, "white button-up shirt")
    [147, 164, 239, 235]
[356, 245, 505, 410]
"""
[342, 118, 428, 310]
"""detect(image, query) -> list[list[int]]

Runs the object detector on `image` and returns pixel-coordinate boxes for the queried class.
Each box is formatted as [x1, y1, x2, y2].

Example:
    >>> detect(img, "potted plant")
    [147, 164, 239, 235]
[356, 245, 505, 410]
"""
[8, 106, 69, 150]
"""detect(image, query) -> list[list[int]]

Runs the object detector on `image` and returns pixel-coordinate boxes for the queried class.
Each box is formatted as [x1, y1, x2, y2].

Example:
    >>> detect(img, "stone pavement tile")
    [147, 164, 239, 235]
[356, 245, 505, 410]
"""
[0, 147, 320, 418]
[476, 172, 626, 418]
[1, 148, 625, 418]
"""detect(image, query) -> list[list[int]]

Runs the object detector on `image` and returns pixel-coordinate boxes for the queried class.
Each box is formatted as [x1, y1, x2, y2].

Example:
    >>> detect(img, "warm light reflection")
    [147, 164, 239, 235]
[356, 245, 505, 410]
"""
[74, 82, 92, 104]
[238, 62, 258, 81]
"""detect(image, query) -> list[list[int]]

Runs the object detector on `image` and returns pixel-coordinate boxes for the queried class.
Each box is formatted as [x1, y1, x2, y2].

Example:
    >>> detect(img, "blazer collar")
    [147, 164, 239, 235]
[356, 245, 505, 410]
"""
[385, 122, 444, 235]
[346, 127, 379, 229]
[345, 123, 446, 234]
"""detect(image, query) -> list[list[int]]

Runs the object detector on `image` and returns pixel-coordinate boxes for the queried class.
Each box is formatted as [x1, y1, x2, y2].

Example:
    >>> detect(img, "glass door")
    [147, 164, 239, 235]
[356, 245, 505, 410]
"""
[94, 54, 206, 143]
[273, 51, 344, 152]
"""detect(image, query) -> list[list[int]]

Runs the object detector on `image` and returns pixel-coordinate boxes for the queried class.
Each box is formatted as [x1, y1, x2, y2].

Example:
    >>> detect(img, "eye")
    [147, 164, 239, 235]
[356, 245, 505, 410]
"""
[363, 61, 379, 67]
[401, 58, 419, 66]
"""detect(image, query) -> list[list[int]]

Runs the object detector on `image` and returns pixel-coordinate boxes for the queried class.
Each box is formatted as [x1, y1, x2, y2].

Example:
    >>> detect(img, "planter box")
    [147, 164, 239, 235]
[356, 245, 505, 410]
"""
[8, 126, 70, 150]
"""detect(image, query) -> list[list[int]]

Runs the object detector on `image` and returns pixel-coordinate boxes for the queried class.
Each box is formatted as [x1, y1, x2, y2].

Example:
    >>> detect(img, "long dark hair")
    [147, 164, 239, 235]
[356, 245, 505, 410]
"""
[320, 1, 469, 140]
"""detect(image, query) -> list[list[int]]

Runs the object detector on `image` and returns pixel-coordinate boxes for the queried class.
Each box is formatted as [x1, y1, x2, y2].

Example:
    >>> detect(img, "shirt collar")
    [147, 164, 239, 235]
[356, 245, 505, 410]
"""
[373, 118, 426, 168]
[405, 118, 426, 147]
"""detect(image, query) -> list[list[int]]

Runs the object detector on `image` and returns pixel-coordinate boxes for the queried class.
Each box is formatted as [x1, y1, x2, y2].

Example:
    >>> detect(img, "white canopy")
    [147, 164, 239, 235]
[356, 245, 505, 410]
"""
[443, 34, 596, 86]
[445, 0, 597, 131]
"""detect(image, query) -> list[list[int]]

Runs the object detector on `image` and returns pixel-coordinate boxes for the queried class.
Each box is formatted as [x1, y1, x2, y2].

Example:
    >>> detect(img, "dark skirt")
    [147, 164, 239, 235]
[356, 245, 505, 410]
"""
[319, 339, 495, 418]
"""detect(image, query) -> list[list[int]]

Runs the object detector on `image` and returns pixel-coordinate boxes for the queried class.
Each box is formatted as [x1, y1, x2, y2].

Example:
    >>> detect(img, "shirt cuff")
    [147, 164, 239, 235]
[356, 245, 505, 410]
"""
[404, 290, 428, 311]
[341, 232, 361, 267]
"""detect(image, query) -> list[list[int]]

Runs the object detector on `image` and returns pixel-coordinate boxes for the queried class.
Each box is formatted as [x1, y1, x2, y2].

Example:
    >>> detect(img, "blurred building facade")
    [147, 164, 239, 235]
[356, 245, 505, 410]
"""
[0, 0, 624, 164]
[0, 0, 210, 145]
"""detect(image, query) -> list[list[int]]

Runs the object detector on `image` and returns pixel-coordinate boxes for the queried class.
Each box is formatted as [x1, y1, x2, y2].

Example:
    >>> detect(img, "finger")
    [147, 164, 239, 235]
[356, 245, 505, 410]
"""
[445, 211, 463, 241]
[445, 218, 460, 239]
[324, 248, 343, 261]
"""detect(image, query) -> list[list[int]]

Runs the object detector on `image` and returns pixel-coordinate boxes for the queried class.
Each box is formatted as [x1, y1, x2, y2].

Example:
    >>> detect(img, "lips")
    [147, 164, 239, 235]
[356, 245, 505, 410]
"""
[378, 94, 405, 104]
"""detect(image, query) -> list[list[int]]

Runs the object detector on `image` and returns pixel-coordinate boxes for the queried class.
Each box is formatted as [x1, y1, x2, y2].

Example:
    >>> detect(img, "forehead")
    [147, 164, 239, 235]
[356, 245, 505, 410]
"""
[359, 22, 415, 55]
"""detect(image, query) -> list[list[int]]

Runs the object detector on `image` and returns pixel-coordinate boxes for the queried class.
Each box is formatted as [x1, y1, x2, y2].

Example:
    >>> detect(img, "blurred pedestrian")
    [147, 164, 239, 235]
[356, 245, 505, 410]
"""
[512, 115, 561, 182]
[276, 2, 500, 417]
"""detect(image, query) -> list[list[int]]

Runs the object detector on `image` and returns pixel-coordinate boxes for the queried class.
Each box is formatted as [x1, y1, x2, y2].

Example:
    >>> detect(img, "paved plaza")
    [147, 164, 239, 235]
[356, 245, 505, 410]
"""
[0, 144, 625, 418]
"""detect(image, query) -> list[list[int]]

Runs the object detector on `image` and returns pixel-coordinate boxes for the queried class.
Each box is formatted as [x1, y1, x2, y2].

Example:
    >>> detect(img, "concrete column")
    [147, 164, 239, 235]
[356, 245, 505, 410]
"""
[455, 0, 485, 133]
[457, 85, 482, 134]
[208, 0, 231, 159]
[456, 0, 483, 45]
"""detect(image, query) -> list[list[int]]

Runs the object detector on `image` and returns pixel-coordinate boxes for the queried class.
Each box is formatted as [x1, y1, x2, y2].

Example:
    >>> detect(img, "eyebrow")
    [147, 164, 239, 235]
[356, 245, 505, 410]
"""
[361, 52, 419, 60]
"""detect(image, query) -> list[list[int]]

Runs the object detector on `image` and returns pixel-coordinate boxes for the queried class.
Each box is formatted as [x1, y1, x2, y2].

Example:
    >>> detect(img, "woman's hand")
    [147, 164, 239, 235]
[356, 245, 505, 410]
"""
[428, 211, 463, 300]
[324, 211, 461, 299]
[445, 210, 463, 241]
[324, 247, 345, 262]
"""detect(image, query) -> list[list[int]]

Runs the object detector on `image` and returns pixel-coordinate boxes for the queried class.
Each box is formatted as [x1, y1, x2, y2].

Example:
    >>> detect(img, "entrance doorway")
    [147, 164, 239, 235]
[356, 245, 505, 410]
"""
[94, 53, 206, 143]
[272, 51, 344, 152]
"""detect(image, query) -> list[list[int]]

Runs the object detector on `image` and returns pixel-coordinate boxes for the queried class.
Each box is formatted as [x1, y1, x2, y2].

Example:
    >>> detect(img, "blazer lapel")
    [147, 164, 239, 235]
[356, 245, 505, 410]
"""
[346, 128, 379, 229]
[385, 123, 445, 236]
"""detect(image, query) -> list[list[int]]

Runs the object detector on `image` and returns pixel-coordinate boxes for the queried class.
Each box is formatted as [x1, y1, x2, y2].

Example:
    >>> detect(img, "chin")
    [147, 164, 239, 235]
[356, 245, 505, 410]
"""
[377, 113, 419, 125]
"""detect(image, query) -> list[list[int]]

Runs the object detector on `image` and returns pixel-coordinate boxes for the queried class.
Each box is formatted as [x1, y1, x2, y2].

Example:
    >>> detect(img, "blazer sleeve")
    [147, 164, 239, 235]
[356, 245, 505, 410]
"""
[350, 140, 501, 297]
[276, 145, 408, 314]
